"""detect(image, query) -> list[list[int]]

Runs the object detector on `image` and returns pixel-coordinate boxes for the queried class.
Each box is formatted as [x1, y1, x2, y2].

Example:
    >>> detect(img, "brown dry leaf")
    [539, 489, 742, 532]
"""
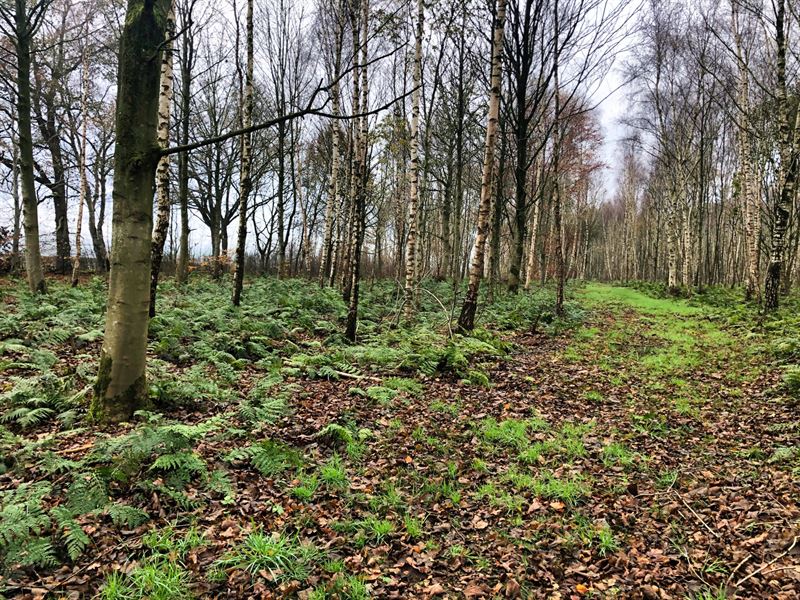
[505, 578, 521, 597]
[423, 582, 446, 596]
[464, 582, 487, 597]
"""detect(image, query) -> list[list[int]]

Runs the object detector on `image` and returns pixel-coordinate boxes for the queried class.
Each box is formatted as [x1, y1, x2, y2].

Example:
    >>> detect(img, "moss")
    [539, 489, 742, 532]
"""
[90, 354, 149, 424]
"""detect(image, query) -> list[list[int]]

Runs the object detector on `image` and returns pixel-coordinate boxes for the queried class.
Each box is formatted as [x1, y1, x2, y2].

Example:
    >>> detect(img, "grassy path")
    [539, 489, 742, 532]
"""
[261, 284, 799, 599]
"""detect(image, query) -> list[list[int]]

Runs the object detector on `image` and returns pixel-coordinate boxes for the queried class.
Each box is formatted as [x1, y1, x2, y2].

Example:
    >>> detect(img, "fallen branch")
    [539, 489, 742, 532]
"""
[331, 370, 382, 382]
[673, 491, 722, 539]
[735, 536, 798, 588]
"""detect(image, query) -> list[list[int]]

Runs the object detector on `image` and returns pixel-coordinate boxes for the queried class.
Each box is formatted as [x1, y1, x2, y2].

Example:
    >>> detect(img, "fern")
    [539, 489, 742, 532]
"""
[105, 503, 150, 528]
[39, 451, 82, 474]
[0, 373, 78, 430]
[207, 469, 236, 505]
[0, 482, 54, 571]
[0, 482, 51, 546]
[7, 537, 58, 570]
[226, 440, 302, 477]
[150, 450, 207, 475]
[51, 506, 91, 561]
[66, 472, 108, 514]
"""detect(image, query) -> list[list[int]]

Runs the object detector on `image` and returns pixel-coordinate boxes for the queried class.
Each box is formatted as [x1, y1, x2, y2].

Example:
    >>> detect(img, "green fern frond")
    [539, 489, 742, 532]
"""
[105, 504, 150, 528]
[51, 506, 91, 561]
[150, 450, 207, 475]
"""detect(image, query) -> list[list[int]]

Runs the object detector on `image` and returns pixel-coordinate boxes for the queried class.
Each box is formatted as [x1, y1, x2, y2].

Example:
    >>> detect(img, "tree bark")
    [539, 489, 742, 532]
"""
[403, 0, 423, 319]
[149, 1, 176, 316]
[14, 0, 46, 294]
[232, 0, 254, 306]
[457, 0, 507, 332]
[91, 0, 170, 423]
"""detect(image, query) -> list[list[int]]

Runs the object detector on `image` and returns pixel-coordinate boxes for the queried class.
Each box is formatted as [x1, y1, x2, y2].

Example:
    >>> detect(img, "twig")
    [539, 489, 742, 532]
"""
[761, 565, 799, 577]
[735, 536, 798, 587]
[673, 491, 722, 539]
[419, 287, 454, 339]
[56, 442, 95, 455]
[725, 553, 753, 586]
[331, 370, 382, 382]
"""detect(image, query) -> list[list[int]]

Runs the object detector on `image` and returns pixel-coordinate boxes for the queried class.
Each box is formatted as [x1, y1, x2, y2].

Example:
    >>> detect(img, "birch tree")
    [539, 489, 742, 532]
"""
[457, 0, 507, 332]
[403, 0, 423, 319]
[232, 0, 254, 306]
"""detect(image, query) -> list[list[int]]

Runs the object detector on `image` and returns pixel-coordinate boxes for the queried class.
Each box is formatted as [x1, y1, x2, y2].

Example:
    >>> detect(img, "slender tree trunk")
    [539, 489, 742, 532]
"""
[175, 14, 193, 284]
[232, 0, 254, 306]
[149, 1, 176, 316]
[667, 190, 680, 291]
[320, 6, 344, 286]
[14, 0, 46, 294]
[764, 0, 798, 311]
[87, 138, 111, 274]
[553, 0, 565, 316]
[91, 0, 169, 423]
[10, 111, 22, 273]
[71, 55, 89, 288]
[457, 0, 507, 332]
[345, 0, 369, 341]
[403, 0, 423, 319]
[524, 160, 542, 289]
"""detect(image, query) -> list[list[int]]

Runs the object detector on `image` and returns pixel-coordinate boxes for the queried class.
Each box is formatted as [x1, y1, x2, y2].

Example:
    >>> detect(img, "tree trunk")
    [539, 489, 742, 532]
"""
[14, 0, 46, 294]
[403, 0, 423, 319]
[71, 55, 89, 288]
[320, 4, 344, 286]
[149, 1, 176, 316]
[10, 111, 22, 273]
[457, 0, 507, 332]
[345, 0, 369, 341]
[175, 8, 193, 284]
[91, 0, 170, 423]
[764, 0, 798, 311]
[232, 0, 254, 306]
[553, 0, 564, 316]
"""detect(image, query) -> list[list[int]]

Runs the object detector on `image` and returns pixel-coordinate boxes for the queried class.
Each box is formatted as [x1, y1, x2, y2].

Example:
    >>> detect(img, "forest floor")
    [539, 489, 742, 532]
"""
[0, 278, 798, 599]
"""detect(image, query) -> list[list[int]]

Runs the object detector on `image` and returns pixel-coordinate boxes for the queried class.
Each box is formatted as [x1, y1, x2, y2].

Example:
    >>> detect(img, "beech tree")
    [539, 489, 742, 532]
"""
[90, 0, 171, 422]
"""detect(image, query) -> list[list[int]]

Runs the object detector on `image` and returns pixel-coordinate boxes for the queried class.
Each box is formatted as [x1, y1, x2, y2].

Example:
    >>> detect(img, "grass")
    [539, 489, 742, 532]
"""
[214, 530, 323, 582]
[579, 284, 700, 316]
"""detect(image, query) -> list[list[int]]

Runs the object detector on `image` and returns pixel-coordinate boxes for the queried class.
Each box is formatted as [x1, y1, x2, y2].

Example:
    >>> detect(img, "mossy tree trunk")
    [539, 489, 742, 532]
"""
[91, 0, 171, 423]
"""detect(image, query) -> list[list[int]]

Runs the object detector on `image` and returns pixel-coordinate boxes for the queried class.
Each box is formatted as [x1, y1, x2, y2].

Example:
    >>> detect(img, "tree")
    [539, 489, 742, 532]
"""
[71, 53, 89, 287]
[403, 0, 423, 318]
[344, 0, 369, 341]
[1, 0, 50, 293]
[457, 0, 507, 332]
[763, 0, 799, 311]
[90, 0, 171, 422]
[231, 0, 254, 306]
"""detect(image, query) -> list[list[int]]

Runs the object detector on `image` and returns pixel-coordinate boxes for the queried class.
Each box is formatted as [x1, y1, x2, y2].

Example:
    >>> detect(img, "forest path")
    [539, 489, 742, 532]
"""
[326, 284, 799, 598]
